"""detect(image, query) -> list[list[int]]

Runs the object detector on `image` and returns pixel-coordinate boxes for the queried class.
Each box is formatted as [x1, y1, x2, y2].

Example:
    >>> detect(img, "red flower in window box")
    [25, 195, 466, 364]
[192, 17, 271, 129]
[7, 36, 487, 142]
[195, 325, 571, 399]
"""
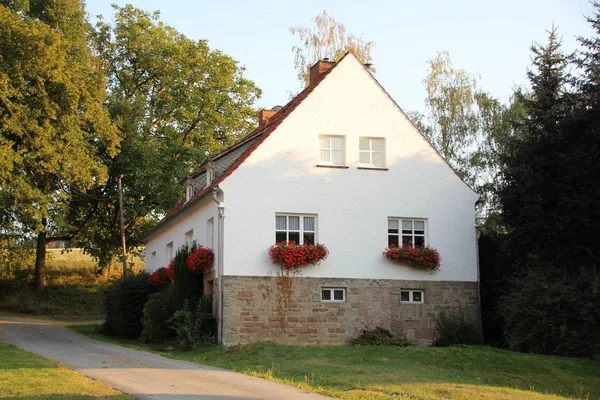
[149, 261, 175, 290]
[268, 241, 329, 271]
[186, 246, 214, 275]
[383, 244, 441, 272]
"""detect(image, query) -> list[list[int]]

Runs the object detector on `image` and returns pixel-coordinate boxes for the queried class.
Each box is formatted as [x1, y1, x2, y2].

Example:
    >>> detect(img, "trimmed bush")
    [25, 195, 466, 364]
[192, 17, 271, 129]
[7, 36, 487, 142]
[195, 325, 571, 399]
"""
[434, 307, 481, 347]
[140, 284, 178, 343]
[349, 327, 410, 346]
[173, 243, 204, 306]
[102, 272, 151, 339]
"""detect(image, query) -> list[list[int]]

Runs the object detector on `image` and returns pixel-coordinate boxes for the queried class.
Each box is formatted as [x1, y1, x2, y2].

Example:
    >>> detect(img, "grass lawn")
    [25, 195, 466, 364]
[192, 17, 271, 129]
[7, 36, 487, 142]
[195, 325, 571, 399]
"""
[70, 324, 600, 400]
[0, 248, 143, 321]
[0, 343, 132, 399]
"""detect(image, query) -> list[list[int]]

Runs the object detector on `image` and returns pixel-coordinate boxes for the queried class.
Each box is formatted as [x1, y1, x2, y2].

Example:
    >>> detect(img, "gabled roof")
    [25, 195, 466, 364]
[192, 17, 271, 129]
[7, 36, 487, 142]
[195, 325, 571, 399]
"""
[144, 52, 476, 241]
[143, 54, 347, 240]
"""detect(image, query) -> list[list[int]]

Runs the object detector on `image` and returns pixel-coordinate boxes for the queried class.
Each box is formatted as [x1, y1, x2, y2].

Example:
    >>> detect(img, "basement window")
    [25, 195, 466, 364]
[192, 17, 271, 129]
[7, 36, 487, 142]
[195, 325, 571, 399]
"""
[400, 290, 424, 304]
[321, 288, 346, 302]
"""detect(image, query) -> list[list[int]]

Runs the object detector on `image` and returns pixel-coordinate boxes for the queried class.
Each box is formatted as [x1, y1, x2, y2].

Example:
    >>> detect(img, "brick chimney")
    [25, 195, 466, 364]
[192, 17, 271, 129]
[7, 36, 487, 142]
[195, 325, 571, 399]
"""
[309, 59, 336, 86]
[258, 109, 277, 128]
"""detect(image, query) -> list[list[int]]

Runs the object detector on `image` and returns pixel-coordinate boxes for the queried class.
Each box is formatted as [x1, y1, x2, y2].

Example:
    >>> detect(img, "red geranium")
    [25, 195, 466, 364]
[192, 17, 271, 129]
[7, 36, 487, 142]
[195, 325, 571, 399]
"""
[186, 246, 214, 275]
[268, 241, 329, 271]
[383, 244, 441, 272]
[149, 261, 174, 290]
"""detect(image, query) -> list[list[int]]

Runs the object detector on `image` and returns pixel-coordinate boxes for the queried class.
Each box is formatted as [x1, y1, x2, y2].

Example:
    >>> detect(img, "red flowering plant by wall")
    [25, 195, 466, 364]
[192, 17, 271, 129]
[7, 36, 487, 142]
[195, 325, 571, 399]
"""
[149, 261, 175, 290]
[268, 241, 329, 272]
[186, 246, 214, 275]
[383, 244, 441, 272]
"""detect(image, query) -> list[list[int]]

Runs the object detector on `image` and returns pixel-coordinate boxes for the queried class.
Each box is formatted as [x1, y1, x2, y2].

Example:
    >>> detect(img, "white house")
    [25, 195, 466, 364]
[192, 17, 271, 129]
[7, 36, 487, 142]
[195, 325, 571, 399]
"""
[143, 53, 480, 346]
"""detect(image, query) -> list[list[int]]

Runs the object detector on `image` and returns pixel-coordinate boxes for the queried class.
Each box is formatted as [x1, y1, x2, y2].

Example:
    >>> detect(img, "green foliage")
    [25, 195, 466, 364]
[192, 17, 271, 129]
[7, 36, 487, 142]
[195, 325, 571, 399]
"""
[500, 263, 600, 358]
[103, 272, 151, 339]
[71, 5, 261, 268]
[173, 243, 203, 306]
[168, 297, 216, 349]
[140, 284, 178, 343]
[349, 327, 410, 346]
[434, 307, 481, 347]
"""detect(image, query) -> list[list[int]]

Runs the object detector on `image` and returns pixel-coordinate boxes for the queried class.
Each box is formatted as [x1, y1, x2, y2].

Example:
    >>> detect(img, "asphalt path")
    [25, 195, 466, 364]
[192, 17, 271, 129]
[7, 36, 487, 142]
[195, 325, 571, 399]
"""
[0, 315, 333, 400]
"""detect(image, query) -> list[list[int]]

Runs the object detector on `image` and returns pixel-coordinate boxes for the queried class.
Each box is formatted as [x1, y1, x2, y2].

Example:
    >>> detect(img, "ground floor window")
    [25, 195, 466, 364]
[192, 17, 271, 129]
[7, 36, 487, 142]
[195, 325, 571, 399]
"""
[388, 218, 427, 247]
[321, 287, 346, 302]
[400, 289, 424, 303]
[275, 214, 316, 244]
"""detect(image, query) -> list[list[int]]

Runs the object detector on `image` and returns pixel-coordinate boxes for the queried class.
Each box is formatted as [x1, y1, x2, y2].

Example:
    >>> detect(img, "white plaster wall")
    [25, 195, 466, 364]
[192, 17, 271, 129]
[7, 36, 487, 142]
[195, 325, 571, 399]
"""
[145, 195, 219, 272]
[219, 55, 479, 282]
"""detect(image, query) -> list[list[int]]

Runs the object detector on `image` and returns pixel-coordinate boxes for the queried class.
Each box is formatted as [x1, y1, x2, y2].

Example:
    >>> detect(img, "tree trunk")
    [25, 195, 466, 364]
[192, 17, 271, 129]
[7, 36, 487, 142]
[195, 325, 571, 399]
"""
[34, 218, 47, 293]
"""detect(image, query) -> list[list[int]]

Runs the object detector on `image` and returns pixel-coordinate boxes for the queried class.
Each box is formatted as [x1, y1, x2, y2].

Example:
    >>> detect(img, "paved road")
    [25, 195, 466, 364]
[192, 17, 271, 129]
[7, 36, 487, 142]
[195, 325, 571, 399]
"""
[0, 315, 332, 400]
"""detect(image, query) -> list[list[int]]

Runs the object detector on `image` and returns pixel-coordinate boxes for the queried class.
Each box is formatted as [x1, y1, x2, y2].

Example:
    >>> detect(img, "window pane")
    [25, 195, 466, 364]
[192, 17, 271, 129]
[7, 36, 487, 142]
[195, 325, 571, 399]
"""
[332, 150, 343, 163]
[414, 221, 425, 231]
[276, 231, 287, 242]
[334, 290, 344, 300]
[359, 151, 371, 164]
[331, 137, 343, 150]
[276, 216, 287, 230]
[320, 150, 330, 162]
[402, 220, 412, 231]
[371, 139, 383, 151]
[319, 136, 329, 149]
[400, 291, 410, 301]
[413, 291, 422, 302]
[359, 138, 370, 151]
[303, 232, 315, 245]
[289, 231, 300, 243]
[402, 235, 413, 246]
[322, 290, 331, 300]
[388, 235, 399, 246]
[304, 217, 315, 231]
[372, 152, 383, 166]
[415, 236, 425, 247]
[289, 216, 300, 230]
[388, 220, 398, 232]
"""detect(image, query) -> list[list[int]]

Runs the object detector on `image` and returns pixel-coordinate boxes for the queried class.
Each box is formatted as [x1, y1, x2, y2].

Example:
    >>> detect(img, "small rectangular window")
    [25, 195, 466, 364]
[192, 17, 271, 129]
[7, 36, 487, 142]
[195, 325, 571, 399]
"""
[319, 135, 345, 166]
[166, 242, 174, 264]
[321, 287, 346, 302]
[359, 137, 385, 167]
[400, 290, 424, 304]
[150, 251, 156, 260]
[275, 214, 316, 245]
[388, 218, 427, 247]
[184, 229, 194, 245]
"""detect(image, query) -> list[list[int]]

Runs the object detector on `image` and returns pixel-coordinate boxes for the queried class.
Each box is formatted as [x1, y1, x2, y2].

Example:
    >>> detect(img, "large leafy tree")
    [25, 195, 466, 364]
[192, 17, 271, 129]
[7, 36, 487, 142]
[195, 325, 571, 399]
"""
[291, 10, 375, 87]
[71, 5, 261, 267]
[0, 0, 120, 291]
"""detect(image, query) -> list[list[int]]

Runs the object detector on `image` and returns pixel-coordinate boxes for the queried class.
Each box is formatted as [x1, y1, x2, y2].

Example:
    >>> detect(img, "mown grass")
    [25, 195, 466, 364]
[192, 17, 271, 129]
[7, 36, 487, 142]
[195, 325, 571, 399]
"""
[0, 248, 143, 321]
[0, 342, 132, 399]
[70, 324, 600, 400]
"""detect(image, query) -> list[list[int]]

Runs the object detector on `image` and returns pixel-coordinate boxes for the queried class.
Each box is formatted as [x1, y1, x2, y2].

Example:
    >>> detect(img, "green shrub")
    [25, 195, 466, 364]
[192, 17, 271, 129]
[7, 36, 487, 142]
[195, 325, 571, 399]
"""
[434, 307, 481, 347]
[168, 296, 216, 349]
[140, 284, 179, 343]
[500, 262, 600, 358]
[349, 327, 410, 346]
[102, 272, 151, 339]
[173, 243, 204, 306]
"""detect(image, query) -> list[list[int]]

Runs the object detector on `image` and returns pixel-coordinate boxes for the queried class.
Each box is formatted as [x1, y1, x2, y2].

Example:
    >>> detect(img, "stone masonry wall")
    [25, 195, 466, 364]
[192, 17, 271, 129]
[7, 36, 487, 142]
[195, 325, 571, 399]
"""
[221, 276, 479, 346]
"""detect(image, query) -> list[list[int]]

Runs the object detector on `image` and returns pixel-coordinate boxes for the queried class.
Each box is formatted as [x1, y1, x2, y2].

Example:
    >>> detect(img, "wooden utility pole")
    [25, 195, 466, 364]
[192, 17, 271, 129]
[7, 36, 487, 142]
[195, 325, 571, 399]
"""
[118, 176, 127, 277]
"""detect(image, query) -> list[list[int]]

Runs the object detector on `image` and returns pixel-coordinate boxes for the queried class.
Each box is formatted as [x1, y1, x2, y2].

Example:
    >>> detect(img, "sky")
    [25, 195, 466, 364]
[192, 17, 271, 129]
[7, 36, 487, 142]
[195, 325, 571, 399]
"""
[85, 0, 596, 115]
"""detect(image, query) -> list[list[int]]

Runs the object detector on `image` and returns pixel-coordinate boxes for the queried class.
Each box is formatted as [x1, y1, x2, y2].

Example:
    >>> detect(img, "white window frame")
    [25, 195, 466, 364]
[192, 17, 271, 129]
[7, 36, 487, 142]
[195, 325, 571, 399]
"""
[166, 242, 174, 264]
[184, 229, 194, 245]
[388, 218, 428, 247]
[318, 135, 345, 166]
[207, 218, 214, 249]
[359, 137, 385, 168]
[185, 184, 194, 202]
[321, 287, 346, 302]
[275, 214, 317, 245]
[400, 289, 424, 304]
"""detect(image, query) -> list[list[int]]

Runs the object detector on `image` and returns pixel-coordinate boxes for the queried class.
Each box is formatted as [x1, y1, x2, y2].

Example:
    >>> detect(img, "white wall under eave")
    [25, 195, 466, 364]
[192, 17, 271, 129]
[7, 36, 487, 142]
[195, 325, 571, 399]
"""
[219, 55, 479, 282]
[144, 195, 219, 273]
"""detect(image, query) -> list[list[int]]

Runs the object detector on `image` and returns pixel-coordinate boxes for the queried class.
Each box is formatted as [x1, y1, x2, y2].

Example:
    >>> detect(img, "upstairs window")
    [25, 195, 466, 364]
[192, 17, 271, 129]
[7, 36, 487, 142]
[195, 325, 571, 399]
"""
[275, 214, 316, 245]
[185, 184, 194, 202]
[359, 137, 385, 167]
[166, 242, 174, 263]
[319, 135, 345, 166]
[184, 229, 194, 245]
[388, 218, 426, 247]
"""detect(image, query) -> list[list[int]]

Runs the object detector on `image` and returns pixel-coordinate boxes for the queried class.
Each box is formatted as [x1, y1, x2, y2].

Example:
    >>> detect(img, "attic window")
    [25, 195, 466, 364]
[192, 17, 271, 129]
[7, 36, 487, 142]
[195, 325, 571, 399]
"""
[185, 184, 194, 202]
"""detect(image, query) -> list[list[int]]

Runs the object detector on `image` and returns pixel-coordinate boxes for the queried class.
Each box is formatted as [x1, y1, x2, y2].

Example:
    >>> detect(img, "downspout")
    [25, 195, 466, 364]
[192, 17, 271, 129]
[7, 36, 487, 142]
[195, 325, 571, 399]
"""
[212, 186, 225, 344]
